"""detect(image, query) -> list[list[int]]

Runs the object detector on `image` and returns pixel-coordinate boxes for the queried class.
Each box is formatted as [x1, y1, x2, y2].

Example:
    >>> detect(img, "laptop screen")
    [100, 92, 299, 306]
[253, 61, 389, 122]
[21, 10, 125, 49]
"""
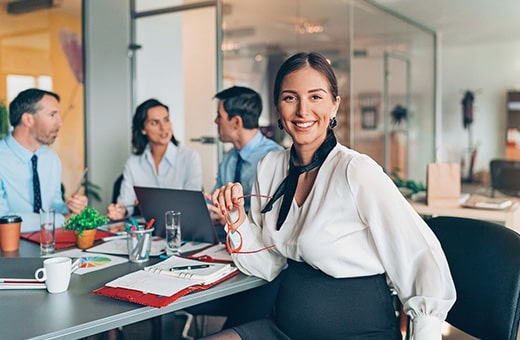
[134, 186, 218, 244]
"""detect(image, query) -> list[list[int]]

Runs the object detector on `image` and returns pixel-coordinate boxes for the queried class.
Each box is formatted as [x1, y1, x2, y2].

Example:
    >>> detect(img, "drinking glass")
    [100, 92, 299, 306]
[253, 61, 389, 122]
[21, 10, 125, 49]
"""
[165, 211, 182, 256]
[40, 209, 55, 254]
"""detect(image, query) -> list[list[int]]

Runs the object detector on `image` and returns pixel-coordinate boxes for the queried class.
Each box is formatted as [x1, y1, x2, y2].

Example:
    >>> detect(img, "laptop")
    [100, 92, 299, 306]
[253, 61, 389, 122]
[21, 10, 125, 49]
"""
[133, 186, 219, 244]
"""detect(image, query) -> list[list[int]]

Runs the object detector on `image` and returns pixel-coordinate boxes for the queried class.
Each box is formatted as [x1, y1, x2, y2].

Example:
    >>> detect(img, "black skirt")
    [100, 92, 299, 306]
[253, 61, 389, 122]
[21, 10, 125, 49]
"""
[234, 260, 401, 340]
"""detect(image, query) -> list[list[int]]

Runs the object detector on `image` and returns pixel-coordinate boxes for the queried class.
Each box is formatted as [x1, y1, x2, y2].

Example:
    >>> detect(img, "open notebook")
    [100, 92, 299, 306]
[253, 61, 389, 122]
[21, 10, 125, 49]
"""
[93, 256, 238, 307]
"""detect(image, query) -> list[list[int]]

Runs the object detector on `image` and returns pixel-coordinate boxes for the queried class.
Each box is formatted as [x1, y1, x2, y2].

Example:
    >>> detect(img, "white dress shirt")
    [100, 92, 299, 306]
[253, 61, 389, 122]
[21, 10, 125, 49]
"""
[232, 144, 456, 340]
[118, 142, 202, 215]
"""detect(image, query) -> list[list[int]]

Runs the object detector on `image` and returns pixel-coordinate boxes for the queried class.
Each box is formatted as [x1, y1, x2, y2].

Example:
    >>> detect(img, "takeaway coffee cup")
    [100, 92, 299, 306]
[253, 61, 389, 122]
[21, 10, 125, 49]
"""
[35, 257, 72, 293]
[0, 215, 23, 252]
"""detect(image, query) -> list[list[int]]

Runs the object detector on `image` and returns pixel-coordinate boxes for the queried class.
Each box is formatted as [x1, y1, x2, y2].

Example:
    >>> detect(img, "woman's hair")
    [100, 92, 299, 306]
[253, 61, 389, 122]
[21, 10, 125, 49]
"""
[273, 51, 339, 106]
[131, 98, 179, 155]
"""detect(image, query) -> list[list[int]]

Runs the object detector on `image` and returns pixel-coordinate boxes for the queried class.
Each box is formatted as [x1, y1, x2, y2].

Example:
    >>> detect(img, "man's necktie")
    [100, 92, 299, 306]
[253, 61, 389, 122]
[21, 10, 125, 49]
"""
[234, 153, 243, 183]
[261, 130, 337, 230]
[31, 155, 42, 213]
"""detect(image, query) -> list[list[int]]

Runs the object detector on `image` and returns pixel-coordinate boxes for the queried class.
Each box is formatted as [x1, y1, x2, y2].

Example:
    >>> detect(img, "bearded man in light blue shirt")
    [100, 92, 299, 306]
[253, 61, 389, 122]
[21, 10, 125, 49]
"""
[0, 88, 88, 232]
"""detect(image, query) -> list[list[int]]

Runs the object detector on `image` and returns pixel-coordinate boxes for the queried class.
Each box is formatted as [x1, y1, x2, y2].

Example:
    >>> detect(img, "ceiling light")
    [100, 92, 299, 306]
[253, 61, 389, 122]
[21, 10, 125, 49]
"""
[295, 22, 324, 34]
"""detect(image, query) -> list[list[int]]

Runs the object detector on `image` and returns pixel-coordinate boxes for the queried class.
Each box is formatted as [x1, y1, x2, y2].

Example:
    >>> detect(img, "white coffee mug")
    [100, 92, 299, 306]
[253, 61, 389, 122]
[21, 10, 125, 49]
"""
[35, 257, 72, 293]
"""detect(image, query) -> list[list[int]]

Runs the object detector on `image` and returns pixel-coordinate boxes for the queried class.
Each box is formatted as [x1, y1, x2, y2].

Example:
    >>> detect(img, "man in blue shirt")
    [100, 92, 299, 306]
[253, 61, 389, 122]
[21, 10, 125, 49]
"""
[208, 86, 283, 228]
[0, 88, 88, 232]
[188, 87, 283, 329]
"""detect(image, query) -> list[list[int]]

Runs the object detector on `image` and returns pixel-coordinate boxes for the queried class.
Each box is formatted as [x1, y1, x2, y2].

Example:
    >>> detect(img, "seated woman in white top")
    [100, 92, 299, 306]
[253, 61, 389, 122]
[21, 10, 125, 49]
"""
[206, 52, 456, 340]
[107, 98, 202, 220]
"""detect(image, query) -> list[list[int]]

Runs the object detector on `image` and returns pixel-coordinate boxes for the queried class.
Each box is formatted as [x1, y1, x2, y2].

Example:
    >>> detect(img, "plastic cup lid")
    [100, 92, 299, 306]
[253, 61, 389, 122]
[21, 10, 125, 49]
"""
[0, 215, 23, 223]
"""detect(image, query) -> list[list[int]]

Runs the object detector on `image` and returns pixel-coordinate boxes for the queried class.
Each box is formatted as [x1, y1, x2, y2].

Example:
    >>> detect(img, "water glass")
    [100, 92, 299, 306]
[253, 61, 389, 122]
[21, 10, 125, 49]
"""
[165, 210, 182, 256]
[40, 209, 55, 255]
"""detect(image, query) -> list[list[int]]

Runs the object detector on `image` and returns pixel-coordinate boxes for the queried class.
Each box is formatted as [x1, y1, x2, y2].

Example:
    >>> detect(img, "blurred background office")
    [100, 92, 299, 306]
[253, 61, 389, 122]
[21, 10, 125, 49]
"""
[0, 0, 519, 219]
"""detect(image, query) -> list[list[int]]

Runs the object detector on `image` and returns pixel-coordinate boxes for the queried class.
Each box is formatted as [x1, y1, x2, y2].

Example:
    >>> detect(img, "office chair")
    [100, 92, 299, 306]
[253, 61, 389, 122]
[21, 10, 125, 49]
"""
[490, 159, 520, 197]
[426, 216, 520, 340]
[111, 174, 140, 216]
[111, 174, 124, 204]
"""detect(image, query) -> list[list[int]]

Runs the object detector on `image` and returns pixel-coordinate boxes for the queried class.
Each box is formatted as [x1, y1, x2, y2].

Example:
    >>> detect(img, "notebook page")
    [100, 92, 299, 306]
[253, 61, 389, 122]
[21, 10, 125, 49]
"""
[144, 256, 232, 283]
[106, 270, 195, 296]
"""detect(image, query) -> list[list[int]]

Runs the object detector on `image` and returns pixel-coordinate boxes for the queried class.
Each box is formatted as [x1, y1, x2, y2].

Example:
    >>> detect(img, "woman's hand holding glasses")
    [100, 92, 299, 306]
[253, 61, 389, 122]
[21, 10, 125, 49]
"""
[211, 183, 275, 254]
[211, 182, 247, 232]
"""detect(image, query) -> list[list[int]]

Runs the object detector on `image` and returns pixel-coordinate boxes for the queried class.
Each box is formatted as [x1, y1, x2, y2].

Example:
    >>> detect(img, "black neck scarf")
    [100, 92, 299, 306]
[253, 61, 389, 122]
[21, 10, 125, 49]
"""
[261, 130, 337, 230]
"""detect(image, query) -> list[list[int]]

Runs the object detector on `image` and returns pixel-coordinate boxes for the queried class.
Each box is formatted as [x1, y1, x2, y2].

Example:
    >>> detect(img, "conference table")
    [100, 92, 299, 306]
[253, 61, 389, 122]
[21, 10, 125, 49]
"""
[0, 239, 267, 340]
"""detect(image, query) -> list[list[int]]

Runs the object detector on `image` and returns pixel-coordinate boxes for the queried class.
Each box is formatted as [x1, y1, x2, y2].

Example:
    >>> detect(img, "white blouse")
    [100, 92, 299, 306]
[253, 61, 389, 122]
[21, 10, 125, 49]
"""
[232, 144, 456, 340]
[118, 142, 202, 215]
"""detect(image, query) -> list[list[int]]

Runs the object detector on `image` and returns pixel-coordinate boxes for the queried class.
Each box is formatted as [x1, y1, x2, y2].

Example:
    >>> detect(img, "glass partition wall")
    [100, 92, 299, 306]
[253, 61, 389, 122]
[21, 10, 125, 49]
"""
[221, 0, 352, 148]
[220, 0, 436, 184]
[132, 0, 218, 192]
[129, 0, 436, 186]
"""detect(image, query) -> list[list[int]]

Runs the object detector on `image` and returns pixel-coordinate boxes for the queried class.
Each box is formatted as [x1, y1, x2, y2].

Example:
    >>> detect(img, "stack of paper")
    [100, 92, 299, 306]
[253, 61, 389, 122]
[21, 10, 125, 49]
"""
[462, 195, 514, 210]
[0, 279, 46, 290]
[474, 198, 513, 210]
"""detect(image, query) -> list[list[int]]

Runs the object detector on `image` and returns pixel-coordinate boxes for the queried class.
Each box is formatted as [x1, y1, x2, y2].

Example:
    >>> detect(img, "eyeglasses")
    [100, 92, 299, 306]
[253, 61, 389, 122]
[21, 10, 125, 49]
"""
[224, 194, 276, 254]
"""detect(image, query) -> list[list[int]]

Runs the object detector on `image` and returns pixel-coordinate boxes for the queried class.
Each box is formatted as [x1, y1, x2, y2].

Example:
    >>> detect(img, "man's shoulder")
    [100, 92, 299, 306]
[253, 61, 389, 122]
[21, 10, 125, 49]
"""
[254, 134, 284, 152]
[0, 138, 9, 154]
[0, 139, 13, 169]
[263, 138, 284, 150]
[38, 145, 60, 159]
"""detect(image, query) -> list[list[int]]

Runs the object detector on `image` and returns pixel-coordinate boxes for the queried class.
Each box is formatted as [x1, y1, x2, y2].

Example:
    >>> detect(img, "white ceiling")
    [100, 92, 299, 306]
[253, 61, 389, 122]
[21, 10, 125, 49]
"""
[372, 0, 520, 45]
[2, 0, 519, 51]
[220, 0, 520, 59]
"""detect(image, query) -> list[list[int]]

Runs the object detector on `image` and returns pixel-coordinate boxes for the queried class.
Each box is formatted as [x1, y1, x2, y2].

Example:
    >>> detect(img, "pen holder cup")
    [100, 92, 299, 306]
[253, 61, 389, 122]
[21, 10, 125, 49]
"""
[126, 228, 154, 263]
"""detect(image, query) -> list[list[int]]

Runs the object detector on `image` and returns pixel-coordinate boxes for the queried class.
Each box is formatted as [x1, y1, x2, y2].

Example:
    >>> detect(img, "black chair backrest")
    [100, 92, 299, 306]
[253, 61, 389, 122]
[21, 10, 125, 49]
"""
[426, 216, 520, 340]
[490, 159, 520, 197]
[111, 174, 141, 216]
[112, 174, 124, 204]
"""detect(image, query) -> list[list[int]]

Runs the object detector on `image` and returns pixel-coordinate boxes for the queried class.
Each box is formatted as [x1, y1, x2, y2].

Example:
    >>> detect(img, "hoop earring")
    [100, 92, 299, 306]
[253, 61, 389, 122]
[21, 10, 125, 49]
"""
[329, 117, 337, 129]
[277, 119, 284, 130]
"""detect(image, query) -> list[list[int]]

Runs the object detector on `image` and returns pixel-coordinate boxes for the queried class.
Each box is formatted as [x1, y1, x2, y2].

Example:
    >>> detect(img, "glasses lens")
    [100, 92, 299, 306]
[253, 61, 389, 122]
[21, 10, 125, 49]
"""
[227, 207, 239, 225]
[227, 230, 242, 252]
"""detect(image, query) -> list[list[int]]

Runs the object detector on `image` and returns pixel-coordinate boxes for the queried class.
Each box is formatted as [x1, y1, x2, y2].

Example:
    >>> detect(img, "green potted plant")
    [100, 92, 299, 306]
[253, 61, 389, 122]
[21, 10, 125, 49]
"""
[63, 206, 109, 249]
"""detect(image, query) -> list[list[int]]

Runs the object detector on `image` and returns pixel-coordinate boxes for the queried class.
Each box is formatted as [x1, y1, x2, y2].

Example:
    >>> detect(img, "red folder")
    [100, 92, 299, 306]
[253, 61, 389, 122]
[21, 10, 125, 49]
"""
[93, 269, 239, 308]
[20, 228, 113, 250]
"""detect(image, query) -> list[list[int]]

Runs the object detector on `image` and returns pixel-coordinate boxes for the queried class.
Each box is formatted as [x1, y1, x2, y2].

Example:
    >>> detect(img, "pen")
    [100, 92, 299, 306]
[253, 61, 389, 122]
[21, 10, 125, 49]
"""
[74, 167, 89, 194]
[169, 264, 211, 271]
[144, 218, 155, 230]
[139, 233, 150, 259]
[102, 235, 127, 242]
